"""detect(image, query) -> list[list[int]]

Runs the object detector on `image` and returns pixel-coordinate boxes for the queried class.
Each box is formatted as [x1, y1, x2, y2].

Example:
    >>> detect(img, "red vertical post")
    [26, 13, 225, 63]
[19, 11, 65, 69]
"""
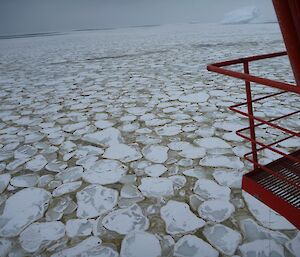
[243, 61, 258, 169]
[272, 0, 300, 86]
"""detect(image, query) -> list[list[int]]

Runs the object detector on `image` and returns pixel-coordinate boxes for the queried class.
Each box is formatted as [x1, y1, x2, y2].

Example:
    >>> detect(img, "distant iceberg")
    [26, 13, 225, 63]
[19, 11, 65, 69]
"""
[222, 6, 260, 25]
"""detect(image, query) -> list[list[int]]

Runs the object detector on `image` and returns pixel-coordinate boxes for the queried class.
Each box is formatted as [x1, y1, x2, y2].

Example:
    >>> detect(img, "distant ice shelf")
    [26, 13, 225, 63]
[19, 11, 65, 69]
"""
[222, 6, 260, 25]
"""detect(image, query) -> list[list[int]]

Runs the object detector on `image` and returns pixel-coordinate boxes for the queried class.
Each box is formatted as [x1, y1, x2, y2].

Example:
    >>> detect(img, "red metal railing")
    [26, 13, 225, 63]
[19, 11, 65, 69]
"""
[207, 51, 300, 229]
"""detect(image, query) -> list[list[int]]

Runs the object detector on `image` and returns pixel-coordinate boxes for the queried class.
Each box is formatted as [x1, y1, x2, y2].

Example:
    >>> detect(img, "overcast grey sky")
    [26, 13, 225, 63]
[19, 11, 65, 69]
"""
[0, 0, 275, 35]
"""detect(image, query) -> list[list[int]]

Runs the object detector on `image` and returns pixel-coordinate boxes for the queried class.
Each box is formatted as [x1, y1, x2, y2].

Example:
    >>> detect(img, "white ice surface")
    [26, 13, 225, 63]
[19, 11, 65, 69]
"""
[82, 159, 128, 185]
[160, 200, 206, 235]
[20, 221, 65, 252]
[120, 231, 161, 257]
[0, 188, 51, 237]
[76, 185, 118, 218]
[102, 204, 149, 235]
[194, 178, 231, 200]
[203, 224, 242, 255]
[0, 22, 296, 255]
[174, 235, 219, 257]
[242, 191, 295, 230]
[139, 177, 174, 198]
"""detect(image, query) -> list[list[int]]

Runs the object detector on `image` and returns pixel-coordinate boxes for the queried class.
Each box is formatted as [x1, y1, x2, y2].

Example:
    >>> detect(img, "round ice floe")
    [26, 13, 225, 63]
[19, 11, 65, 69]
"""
[178, 92, 209, 103]
[0, 173, 11, 193]
[95, 113, 109, 120]
[46, 160, 68, 173]
[139, 177, 174, 198]
[239, 239, 284, 257]
[0, 188, 51, 237]
[142, 145, 169, 164]
[95, 120, 115, 129]
[25, 132, 45, 143]
[51, 236, 102, 257]
[19, 221, 65, 253]
[177, 158, 193, 167]
[140, 113, 156, 121]
[6, 158, 28, 171]
[212, 170, 242, 189]
[203, 224, 242, 255]
[182, 124, 197, 132]
[76, 156, 98, 170]
[10, 174, 39, 188]
[63, 122, 89, 132]
[66, 219, 93, 237]
[242, 191, 295, 230]
[14, 145, 37, 159]
[120, 231, 161, 257]
[102, 204, 149, 235]
[52, 181, 82, 197]
[61, 141, 77, 153]
[213, 121, 245, 132]
[223, 132, 244, 142]
[178, 145, 206, 159]
[103, 144, 142, 163]
[195, 127, 215, 137]
[127, 107, 150, 116]
[82, 128, 123, 147]
[83, 159, 128, 184]
[144, 164, 167, 177]
[160, 200, 205, 235]
[239, 218, 289, 245]
[183, 168, 208, 179]
[200, 155, 244, 169]
[76, 185, 118, 218]
[198, 199, 235, 222]
[155, 125, 182, 136]
[121, 123, 140, 132]
[195, 137, 231, 149]
[56, 166, 83, 183]
[174, 235, 219, 257]
[25, 154, 48, 171]
[168, 141, 191, 151]
[194, 179, 231, 200]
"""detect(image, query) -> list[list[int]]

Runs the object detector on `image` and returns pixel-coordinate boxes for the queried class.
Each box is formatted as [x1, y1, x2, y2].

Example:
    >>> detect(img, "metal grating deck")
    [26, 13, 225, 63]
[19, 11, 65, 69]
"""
[243, 150, 300, 228]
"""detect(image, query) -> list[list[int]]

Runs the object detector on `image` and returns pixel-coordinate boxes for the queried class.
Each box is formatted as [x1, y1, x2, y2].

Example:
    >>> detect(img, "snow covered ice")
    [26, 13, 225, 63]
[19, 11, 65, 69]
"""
[120, 231, 161, 257]
[0, 188, 51, 237]
[102, 204, 149, 235]
[174, 235, 218, 257]
[160, 200, 206, 235]
[19, 221, 65, 252]
[0, 22, 298, 256]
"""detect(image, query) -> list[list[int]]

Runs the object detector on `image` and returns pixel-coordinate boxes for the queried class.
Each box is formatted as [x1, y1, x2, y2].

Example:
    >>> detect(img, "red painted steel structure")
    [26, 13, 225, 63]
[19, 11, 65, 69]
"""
[273, 0, 300, 86]
[207, 0, 300, 229]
